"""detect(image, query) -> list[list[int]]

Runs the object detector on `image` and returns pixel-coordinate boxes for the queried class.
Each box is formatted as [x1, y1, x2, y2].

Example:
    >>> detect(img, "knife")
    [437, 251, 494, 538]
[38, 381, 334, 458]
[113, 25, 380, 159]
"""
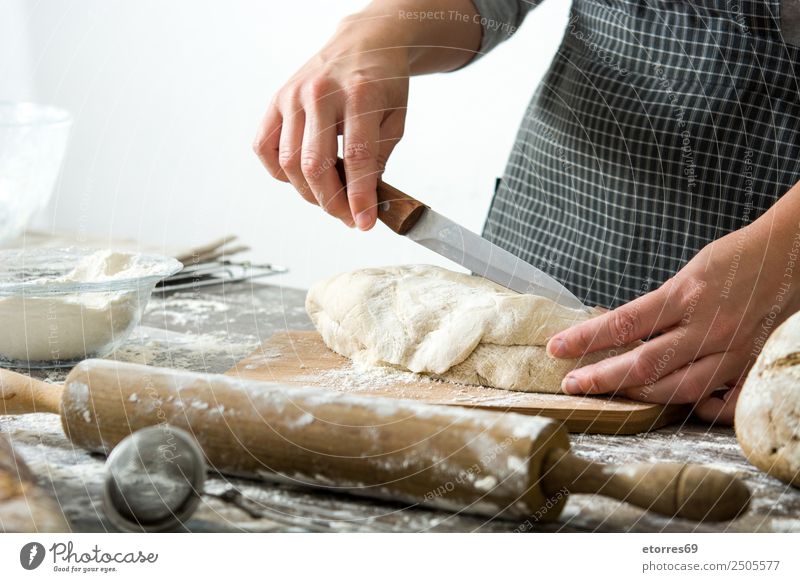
[336, 161, 585, 310]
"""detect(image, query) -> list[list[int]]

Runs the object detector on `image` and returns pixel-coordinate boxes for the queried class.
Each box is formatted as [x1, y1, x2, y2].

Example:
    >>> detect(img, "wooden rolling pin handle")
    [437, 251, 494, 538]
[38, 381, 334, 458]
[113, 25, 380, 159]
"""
[0, 368, 62, 415]
[541, 448, 750, 522]
[336, 158, 427, 234]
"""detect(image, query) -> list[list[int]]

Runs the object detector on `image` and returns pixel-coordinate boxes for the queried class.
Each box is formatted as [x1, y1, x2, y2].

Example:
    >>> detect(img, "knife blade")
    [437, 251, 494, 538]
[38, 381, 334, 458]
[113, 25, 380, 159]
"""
[334, 160, 585, 310]
[406, 207, 585, 309]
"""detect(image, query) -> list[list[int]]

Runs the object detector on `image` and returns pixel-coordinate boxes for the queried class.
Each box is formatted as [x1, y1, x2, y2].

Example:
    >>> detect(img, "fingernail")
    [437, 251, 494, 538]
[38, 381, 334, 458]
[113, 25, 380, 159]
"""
[355, 212, 372, 231]
[562, 375, 582, 394]
[549, 337, 567, 357]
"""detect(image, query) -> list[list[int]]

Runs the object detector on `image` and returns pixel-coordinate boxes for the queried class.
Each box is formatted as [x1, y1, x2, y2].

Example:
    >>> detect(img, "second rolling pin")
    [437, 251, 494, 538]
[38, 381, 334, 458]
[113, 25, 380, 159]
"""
[0, 360, 749, 522]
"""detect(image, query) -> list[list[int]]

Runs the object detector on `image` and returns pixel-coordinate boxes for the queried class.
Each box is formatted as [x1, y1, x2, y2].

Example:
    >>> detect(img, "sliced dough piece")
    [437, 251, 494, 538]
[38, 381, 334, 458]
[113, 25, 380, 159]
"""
[306, 265, 625, 394]
[444, 344, 610, 393]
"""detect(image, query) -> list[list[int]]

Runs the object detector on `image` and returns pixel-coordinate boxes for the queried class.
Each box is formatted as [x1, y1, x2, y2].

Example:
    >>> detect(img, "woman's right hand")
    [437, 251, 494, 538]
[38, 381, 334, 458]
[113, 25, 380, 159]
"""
[253, 17, 411, 230]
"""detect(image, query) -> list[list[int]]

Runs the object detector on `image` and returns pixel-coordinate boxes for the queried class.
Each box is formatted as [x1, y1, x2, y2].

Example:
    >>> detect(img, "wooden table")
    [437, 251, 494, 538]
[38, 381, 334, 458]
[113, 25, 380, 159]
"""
[1, 281, 798, 532]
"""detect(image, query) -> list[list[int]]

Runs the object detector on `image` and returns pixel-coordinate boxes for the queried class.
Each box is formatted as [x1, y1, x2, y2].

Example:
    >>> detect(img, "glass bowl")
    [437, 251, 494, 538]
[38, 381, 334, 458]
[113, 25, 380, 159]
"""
[0, 248, 182, 368]
[0, 102, 73, 243]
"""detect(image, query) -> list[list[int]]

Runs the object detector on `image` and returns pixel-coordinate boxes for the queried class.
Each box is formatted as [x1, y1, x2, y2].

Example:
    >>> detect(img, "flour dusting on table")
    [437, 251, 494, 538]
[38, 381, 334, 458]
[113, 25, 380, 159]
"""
[297, 363, 434, 392]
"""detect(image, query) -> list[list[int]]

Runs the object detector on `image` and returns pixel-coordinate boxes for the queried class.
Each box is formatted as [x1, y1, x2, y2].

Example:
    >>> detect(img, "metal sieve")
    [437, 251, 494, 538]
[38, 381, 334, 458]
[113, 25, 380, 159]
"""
[103, 425, 205, 532]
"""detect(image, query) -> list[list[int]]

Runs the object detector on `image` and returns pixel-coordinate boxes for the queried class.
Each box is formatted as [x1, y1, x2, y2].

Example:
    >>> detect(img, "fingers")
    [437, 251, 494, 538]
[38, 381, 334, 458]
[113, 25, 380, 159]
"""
[377, 109, 406, 175]
[693, 384, 742, 426]
[620, 352, 744, 405]
[548, 279, 690, 358]
[278, 105, 315, 205]
[561, 327, 708, 395]
[301, 97, 353, 227]
[253, 102, 287, 182]
[258, 75, 405, 230]
[342, 85, 382, 231]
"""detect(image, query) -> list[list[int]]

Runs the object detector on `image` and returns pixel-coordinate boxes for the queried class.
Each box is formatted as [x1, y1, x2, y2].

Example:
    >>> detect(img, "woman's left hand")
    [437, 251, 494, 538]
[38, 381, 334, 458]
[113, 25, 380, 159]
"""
[546, 185, 800, 425]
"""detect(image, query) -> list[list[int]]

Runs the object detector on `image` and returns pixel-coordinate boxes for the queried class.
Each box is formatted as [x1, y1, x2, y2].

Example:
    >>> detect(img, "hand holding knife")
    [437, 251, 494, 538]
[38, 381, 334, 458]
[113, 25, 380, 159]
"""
[337, 160, 586, 310]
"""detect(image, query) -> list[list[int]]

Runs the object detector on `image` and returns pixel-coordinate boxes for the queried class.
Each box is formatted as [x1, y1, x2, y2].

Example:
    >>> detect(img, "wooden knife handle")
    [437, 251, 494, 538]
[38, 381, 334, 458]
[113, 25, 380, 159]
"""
[541, 448, 750, 522]
[336, 159, 427, 234]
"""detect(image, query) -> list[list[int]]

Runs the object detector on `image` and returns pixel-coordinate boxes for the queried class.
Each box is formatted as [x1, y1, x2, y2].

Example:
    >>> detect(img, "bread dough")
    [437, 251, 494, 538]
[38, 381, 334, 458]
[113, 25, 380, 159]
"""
[306, 265, 621, 393]
[736, 310, 800, 487]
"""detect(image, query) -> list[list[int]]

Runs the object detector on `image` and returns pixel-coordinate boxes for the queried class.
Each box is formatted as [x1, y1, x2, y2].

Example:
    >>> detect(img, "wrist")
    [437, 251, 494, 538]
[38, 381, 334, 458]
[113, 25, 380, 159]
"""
[331, 11, 413, 65]
[745, 212, 800, 314]
[334, 1, 480, 74]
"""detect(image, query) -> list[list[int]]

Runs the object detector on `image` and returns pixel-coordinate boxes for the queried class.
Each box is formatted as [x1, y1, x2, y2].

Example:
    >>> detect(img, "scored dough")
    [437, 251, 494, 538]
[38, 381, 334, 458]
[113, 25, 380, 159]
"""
[736, 310, 800, 488]
[306, 265, 625, 394]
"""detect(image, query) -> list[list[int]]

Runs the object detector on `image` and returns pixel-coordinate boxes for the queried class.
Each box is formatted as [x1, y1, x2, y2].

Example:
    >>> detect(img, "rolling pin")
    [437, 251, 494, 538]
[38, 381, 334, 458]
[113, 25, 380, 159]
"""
[0, 360, 749, 522]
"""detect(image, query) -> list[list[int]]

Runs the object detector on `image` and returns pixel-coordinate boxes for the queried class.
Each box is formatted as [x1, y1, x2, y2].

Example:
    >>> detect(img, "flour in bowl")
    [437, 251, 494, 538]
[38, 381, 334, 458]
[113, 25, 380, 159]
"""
[0, 250, 176, 364]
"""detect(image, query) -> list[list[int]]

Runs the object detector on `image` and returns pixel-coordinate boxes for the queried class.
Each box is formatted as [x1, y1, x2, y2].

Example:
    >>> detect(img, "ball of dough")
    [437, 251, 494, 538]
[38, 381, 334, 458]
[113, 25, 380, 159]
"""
[306, 265, 627, 394]
[736, 310, 800, 487]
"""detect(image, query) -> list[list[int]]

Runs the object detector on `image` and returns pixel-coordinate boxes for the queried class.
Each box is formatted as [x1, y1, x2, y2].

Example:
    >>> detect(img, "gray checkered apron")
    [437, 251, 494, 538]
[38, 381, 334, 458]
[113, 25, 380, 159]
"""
[482, 0, 800, 308]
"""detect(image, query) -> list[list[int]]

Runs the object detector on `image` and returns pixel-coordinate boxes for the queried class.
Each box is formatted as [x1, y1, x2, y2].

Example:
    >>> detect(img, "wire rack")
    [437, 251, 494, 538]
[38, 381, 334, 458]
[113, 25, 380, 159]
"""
[156, 260, 288, 292]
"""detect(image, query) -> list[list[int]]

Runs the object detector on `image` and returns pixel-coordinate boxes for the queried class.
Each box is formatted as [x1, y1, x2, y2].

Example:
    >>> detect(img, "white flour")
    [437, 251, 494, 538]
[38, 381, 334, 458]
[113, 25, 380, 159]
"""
[0, 250, 166, 362]
[302, 363, 429, 392]
[293, 361, 542, 407]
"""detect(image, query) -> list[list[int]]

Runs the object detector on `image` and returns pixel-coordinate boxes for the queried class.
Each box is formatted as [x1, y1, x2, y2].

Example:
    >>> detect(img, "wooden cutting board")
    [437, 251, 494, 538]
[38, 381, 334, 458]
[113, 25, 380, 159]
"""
[226, 331, 689, 434]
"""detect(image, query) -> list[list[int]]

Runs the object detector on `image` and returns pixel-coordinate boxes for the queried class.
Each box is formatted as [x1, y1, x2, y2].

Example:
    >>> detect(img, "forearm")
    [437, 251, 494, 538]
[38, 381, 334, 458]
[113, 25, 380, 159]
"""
[334, 0, 482, 74]
[749, 180, 800, 241]
[741, 180, 800, 309]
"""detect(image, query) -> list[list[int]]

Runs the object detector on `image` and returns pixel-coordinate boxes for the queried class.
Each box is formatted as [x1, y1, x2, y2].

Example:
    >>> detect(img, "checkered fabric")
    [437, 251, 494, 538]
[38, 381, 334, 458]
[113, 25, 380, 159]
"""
[470, 0, 800, 308]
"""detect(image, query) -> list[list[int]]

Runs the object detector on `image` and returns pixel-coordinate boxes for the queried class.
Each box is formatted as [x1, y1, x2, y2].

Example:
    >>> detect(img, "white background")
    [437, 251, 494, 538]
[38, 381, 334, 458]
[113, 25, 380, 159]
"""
[1, 533, 798, 581]
[0, 0, 570, 289]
